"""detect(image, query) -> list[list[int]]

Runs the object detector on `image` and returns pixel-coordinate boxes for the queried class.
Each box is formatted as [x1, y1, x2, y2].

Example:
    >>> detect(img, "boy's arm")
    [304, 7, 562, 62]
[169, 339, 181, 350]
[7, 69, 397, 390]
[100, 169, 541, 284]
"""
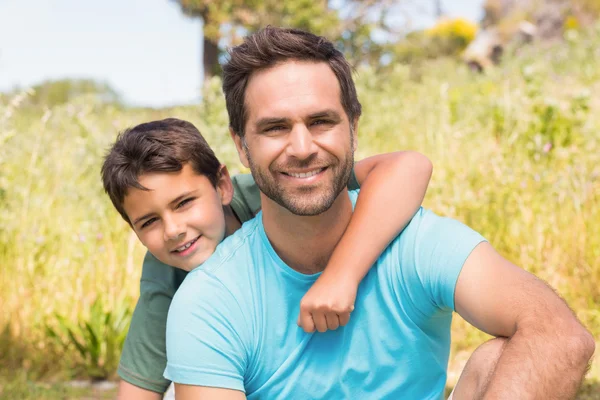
[117, 381, 162, 400]
[174, 385, 246, 400]
[297, 151, 432, 332]
[117, 252, 186, 396]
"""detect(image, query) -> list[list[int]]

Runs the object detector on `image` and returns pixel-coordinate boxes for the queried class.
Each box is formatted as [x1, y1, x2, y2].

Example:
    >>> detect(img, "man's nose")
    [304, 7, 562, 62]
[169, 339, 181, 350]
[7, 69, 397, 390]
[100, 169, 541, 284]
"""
[163, 215, 185, 242]
[286, 124, 318, 160]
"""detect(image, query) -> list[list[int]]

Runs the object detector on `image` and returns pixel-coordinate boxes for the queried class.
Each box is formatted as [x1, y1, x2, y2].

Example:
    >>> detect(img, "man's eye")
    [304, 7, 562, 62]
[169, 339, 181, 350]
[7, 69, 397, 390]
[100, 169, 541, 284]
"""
[312, 119, 331, 126]
[265, 125, 285, 132]
[141, 218, 157, 229]
[177, 198, 194, 209]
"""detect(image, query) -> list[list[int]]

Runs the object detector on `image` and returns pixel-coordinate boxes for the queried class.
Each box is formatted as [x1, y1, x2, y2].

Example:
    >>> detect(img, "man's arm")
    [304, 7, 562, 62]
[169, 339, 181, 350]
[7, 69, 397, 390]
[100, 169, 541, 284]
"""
[298, 151, 433, 332]
[174, 384, 245, 400]
[455, 242, 595, 399]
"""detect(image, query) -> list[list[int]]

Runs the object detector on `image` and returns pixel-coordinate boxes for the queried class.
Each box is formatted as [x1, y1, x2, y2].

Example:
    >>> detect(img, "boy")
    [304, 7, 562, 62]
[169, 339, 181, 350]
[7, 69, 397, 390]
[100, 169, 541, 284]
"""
[101, 118, 433, 399]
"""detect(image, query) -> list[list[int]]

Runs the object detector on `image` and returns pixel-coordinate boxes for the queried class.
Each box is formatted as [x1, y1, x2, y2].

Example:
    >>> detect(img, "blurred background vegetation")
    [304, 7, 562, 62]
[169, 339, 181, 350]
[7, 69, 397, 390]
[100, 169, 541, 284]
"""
[1, 0, 599, 398]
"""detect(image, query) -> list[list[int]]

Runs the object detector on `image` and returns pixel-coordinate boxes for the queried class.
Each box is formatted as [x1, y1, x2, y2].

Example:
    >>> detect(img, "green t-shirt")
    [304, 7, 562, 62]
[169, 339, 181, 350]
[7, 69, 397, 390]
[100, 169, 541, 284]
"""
[118, 171, 360, 393]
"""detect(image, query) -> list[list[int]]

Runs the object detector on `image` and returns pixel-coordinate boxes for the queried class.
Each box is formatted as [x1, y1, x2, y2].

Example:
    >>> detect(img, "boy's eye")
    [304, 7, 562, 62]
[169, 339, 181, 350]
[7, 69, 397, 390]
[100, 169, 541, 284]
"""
[176, 198, 195, 209]
[141, 217, 157, 229]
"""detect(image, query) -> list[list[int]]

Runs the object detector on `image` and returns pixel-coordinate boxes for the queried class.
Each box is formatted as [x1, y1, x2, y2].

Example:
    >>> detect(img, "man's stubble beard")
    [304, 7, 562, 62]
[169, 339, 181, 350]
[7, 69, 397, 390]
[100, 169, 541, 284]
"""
[243, 140, 354, 217]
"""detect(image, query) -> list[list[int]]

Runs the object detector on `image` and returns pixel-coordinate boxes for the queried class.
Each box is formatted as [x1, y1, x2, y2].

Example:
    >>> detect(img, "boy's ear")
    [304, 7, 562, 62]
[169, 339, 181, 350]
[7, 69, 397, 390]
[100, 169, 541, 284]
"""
[230, 127, 250, 168]
[216, 164, 234, 206]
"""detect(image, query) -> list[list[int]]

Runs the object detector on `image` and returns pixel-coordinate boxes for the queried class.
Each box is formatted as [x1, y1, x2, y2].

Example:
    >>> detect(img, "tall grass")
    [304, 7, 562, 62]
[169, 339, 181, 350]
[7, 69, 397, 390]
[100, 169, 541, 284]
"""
[1, 26, 598, 386]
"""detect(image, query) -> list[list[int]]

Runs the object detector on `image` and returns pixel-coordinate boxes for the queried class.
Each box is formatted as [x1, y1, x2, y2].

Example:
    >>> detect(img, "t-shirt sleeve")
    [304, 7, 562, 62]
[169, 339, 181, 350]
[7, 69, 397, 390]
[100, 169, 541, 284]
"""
[164, 272, 248, 392]
[348, 167, 360, 190]
[230, 174, 260, 223]
[397, 209, 487, 315]
[118, 252, 186, 393]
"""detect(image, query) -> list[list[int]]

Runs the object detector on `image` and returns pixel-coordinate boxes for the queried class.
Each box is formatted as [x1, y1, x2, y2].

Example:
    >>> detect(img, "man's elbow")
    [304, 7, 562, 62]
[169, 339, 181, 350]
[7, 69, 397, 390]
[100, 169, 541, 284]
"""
[572, 325, 595, 363]
[559, 318, 596, 366]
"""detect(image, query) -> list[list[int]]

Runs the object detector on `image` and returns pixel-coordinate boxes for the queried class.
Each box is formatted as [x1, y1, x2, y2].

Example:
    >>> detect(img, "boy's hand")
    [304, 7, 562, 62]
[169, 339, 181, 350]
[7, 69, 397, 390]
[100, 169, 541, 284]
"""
[297, 272, 358, 333]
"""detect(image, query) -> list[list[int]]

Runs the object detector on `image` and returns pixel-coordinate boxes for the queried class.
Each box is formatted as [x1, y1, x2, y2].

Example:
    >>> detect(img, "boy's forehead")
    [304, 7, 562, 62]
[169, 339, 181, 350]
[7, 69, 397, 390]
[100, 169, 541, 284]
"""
[244, 60, 343, 124]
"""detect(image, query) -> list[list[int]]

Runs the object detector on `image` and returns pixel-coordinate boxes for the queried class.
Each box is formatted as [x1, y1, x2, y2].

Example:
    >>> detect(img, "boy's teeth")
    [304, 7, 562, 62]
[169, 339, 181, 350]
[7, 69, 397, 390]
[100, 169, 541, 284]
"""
[176, 240, 193, 252]
[289, 169, 321, 178]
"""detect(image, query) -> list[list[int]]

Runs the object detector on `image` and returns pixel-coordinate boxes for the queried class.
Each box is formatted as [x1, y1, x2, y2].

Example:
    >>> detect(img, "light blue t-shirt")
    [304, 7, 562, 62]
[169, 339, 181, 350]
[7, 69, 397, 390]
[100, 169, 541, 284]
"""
[165, 191, 486, 399]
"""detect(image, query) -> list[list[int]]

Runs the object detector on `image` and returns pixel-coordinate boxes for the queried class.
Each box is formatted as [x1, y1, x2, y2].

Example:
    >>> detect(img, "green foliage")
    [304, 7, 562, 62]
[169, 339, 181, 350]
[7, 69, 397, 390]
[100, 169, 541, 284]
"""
[44, 297, 132, 380]
[174, 0, 395, 70]
[4, 79, 121, 108]
[0, 371, 117, 399]
[176, 0, 339, 41]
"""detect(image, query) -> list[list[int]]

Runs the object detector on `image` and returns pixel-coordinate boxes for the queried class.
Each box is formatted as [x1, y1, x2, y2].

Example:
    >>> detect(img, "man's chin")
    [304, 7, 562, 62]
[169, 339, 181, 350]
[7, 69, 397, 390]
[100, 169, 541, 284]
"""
[278, 193, 338, 216]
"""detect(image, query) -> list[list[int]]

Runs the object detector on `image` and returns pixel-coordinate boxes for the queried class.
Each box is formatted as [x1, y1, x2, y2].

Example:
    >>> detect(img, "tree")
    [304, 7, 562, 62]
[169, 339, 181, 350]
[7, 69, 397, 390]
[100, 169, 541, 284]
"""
[172, 0, 400, 80]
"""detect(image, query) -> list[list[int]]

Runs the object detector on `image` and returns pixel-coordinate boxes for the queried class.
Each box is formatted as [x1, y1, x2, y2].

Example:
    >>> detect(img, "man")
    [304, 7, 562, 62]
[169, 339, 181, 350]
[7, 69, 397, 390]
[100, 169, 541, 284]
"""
[165, 27, 594, 399]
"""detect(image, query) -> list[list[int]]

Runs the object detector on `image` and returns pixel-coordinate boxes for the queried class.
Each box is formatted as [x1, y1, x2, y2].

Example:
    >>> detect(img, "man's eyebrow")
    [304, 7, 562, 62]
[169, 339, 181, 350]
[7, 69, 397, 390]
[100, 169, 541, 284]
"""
[307, 110, 342, 120]
[255, 117, 288, 129]
[255, 111, 342, 129]
[131, 190, 197, 226]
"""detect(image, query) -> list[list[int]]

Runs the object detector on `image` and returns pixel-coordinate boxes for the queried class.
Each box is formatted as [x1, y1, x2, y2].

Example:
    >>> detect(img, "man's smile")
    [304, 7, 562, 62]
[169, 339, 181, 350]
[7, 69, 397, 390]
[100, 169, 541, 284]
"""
[281, 167, 326, 179]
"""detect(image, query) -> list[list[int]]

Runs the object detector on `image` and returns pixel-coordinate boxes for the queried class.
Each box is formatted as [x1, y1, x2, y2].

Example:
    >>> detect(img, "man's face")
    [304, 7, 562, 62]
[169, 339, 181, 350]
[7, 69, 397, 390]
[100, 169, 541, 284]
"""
[122, 164, 233, 271]
[232, 60, 356, 216]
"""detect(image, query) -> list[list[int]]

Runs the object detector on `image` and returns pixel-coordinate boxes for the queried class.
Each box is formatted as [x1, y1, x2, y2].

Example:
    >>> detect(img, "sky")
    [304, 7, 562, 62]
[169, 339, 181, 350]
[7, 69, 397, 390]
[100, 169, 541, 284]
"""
[0, 0, 484, 108]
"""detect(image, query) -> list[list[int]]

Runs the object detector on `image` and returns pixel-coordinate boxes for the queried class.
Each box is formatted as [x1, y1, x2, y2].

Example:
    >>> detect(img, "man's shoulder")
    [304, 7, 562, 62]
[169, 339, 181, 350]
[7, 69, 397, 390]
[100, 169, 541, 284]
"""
[172, 217, 262, 306]
[389, 207, 483, 251]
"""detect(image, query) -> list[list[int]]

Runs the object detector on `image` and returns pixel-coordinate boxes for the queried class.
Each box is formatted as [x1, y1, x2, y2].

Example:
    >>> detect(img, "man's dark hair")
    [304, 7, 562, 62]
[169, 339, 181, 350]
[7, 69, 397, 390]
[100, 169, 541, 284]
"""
[222, 26, 362, 137]
[101, 118, 221, 223]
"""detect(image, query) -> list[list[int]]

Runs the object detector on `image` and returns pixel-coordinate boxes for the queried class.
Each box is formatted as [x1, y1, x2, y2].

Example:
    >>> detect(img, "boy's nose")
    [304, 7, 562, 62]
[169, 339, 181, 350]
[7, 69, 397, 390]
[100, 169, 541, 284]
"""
[163, 216, 185, 242]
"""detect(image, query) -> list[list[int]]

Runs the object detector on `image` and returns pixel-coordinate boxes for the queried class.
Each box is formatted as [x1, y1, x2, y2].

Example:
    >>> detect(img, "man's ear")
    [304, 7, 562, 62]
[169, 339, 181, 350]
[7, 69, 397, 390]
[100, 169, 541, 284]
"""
[230, 127, 250, 168]
[351, 118, 359, 152]
[216, 165, 234, 206]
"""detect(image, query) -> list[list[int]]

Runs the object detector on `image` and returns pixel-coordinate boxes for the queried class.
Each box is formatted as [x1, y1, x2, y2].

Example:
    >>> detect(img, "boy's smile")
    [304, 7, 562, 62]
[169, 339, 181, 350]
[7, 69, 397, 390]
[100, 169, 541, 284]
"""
[122, 163, 233, 271]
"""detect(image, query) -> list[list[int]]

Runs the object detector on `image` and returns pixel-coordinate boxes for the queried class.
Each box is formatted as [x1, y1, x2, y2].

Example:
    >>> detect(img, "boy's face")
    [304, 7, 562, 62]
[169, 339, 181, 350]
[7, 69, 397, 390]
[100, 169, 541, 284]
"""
[122, 164, 233, 271]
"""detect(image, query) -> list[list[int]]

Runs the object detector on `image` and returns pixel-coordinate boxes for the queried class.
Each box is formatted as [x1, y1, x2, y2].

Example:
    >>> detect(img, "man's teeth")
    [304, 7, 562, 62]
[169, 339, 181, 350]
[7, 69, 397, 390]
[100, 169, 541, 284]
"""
[288, 169, 322, 178]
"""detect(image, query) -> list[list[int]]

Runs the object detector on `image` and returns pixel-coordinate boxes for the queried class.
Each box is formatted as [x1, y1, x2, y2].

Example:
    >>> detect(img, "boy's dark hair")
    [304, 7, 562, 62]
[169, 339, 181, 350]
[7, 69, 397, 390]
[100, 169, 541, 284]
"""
[222, 26, 362, 137]
[101, 118, 221, 224]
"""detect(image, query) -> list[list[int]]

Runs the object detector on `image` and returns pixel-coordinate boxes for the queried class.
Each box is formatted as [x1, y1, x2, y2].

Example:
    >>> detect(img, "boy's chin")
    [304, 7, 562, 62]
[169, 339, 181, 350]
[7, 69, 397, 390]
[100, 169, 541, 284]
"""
[166, 254, 210, 272]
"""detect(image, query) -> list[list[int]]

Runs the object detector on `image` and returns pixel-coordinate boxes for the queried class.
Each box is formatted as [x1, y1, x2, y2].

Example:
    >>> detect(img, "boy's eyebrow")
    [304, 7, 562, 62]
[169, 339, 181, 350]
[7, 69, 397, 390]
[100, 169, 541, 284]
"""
[167, 191, 196, 207]
[132, 212, 155, 226]
[131, 190, 197, 226]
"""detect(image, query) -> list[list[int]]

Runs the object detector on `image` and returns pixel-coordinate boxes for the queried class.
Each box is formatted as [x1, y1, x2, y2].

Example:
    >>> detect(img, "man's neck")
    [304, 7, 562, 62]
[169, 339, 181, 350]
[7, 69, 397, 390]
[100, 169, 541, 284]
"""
[261, 191, 353, 275]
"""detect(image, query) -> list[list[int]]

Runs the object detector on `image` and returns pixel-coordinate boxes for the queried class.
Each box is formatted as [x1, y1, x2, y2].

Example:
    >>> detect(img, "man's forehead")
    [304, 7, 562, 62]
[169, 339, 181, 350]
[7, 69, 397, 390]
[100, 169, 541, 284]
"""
[244, 60, 343, 122]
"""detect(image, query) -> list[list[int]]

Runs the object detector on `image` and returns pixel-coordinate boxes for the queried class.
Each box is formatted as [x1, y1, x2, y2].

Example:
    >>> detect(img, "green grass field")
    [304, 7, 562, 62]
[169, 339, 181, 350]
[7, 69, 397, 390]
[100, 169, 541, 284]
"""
[1, 25, 599, 398]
